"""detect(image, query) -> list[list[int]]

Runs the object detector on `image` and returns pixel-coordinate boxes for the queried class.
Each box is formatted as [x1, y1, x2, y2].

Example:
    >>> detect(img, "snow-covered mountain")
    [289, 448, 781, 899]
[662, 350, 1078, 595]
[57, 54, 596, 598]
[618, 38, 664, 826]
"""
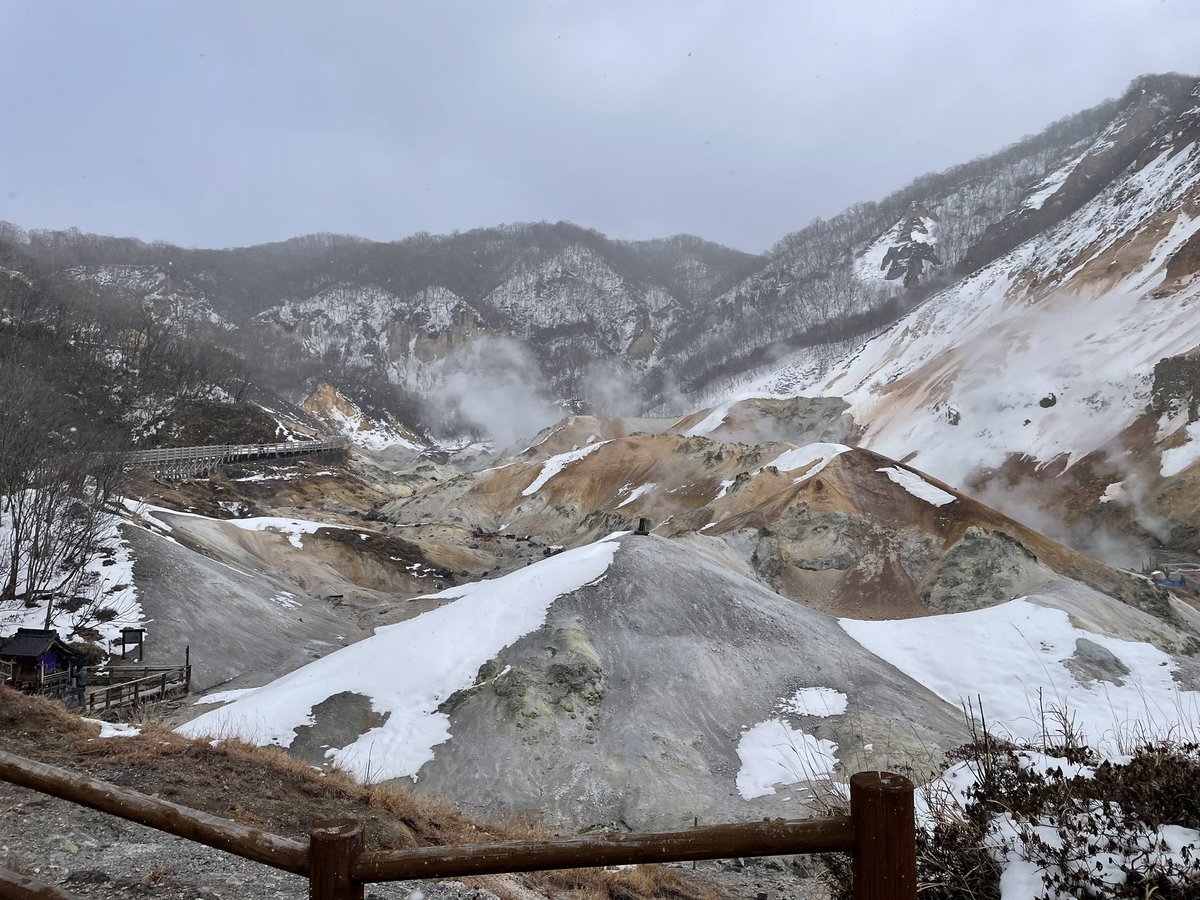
[4, 75, 1197, 557]
[717, 77, 1200, 558]
[7, 76, 1194, 418]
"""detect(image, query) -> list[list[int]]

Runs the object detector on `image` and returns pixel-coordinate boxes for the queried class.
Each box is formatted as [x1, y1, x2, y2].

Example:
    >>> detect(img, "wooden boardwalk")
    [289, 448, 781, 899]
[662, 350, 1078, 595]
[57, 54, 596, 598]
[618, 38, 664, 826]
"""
[83, 665, 191, 711]
[125, 436, 347, 478]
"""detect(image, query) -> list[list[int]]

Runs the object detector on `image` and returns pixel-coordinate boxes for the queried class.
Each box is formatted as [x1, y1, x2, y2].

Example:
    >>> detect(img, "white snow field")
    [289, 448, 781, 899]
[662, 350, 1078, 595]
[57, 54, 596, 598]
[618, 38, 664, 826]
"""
[735, 719, 840, 800]
[841, 598, 1200, 749]
[735, 686, 849, 800]
[179, 533, 625, 780]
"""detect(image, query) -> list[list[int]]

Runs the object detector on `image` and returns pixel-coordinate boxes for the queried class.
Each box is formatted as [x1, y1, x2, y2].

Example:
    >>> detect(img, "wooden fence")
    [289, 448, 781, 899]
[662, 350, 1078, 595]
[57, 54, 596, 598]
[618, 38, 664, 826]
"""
[124, 436, 348, 479]
[84, 665, 191, 711]
[0, 750, 916, 899]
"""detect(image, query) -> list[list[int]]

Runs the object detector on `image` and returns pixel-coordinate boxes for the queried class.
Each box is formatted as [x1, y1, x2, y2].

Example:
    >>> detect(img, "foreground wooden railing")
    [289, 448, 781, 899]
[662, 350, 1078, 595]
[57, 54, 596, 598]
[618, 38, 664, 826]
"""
[0, 749, 916, 899]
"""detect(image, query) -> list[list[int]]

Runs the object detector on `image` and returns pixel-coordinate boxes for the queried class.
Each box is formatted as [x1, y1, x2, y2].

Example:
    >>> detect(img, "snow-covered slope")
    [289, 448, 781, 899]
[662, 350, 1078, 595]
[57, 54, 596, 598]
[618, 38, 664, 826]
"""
[824, 132, 1200, 485]
[382, 420, 1170, 623]
[300, 383, 423, 454]
[177, 532, 1199, 830]
[721, 81, 1200, 552]
[180, 533, 624, 778]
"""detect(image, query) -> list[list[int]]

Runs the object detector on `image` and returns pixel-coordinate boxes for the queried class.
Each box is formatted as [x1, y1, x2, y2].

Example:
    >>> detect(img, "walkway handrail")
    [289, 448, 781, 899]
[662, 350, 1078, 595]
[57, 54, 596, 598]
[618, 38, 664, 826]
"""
[0, 748, 917, 899]
[125, 436, 347, 467]
[351, 816, 856, 881]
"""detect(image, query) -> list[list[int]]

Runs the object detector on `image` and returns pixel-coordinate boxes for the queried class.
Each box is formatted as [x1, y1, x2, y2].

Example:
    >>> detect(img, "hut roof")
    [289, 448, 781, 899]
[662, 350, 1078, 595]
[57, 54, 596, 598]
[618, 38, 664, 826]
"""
[0, 628, 79, 660]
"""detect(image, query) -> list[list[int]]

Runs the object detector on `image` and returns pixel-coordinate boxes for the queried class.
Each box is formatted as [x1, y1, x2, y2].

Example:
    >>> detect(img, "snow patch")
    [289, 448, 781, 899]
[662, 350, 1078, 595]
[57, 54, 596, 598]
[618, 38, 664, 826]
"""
[783, 687, 849, 717]
[1161, 420, 1200, 478]
[766, 443, 851, 482]
[178, 534, 625, 781]
[616, 483, 657, 508]
[522, 442, 610, 496]
[876, 466, 956, 507]
[83, 719, 142, 739]
[735, 720, 840, 800]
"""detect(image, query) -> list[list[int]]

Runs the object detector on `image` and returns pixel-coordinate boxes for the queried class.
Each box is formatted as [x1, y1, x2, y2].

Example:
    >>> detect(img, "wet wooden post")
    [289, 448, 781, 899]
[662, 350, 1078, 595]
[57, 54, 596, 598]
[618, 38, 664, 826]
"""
[0, 865, 83, 898]
[309, 819, 364, 900]
[850, 771, 917, 900]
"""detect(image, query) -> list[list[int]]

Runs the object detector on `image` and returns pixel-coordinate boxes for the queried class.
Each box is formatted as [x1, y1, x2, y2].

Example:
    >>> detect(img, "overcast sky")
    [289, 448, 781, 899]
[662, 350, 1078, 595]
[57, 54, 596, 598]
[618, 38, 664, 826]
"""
[1, 1, 1197, 253]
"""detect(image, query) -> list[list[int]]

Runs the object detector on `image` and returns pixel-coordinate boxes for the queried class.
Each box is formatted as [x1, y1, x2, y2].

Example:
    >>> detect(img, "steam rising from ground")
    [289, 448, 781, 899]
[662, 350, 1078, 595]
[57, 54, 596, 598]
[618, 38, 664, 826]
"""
[581, 358, 645, 417]
[972, 466, 1165, 571]
[430, 338, 561, 451]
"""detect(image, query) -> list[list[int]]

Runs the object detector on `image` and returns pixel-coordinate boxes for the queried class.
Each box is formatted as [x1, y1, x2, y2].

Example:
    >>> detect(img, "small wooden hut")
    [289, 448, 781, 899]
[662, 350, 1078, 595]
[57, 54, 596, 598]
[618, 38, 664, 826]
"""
[0, 628, 86, 693]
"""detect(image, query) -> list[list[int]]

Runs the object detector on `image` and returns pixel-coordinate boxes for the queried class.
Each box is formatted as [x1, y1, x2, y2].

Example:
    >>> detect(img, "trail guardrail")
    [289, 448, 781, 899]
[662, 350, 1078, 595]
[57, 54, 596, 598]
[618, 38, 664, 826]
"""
[0, 749, 917, 899]
[124, 437, 347, 478]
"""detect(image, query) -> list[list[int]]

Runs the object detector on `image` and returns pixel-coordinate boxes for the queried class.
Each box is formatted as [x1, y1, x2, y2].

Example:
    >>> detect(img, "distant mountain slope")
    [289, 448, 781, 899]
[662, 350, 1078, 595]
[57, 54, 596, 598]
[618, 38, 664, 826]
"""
[732, 77, 1200, 556]
[6, 76, 1195, 417]
[667, 75, 1198, 397]
[379, 417, 1169, 621]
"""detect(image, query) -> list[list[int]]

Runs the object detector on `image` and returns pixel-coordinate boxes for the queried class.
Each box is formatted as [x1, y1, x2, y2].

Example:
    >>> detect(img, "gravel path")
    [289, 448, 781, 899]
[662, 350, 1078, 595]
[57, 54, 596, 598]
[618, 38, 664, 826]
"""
[0, 781, 499, 900]
[0, 780, 831, 900]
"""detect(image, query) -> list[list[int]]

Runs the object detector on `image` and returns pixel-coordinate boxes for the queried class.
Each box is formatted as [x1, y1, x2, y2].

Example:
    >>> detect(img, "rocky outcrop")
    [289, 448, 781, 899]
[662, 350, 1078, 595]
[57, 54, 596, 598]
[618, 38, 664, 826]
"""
[879, 205, 942, 288]
[1151, 352, 1200, 422]
[922, 527, 1047, 613]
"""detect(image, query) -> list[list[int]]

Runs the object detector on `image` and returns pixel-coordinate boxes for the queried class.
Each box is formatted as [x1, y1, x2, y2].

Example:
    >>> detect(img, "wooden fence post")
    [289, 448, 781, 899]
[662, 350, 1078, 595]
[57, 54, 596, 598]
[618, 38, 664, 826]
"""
[850, 771, 916, 900]
[309, 819, 364, 900]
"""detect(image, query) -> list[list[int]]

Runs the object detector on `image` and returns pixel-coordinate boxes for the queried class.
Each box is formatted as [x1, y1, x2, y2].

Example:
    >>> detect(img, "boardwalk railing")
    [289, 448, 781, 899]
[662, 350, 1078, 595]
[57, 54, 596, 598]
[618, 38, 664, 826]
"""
[85, 665, 191, 711]
[124, 436, 348, 479]
[0, 750, 916, 900]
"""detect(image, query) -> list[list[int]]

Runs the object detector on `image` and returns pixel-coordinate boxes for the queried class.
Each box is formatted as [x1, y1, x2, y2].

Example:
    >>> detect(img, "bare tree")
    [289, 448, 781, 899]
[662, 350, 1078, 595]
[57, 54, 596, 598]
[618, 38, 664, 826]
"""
[0, 357, 126, 632]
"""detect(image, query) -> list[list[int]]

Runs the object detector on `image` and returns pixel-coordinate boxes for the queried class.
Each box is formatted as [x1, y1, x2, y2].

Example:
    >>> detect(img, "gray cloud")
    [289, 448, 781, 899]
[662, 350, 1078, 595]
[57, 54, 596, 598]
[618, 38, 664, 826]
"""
[1, 0, 1197, 252]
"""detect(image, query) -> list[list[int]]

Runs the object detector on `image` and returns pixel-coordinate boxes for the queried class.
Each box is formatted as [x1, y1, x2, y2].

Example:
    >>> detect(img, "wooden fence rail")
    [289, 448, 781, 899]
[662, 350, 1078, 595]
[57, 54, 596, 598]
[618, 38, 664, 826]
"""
[0, 866, 81, 900]
[85, 665, 190, 711]
[0, 749, 917, 900]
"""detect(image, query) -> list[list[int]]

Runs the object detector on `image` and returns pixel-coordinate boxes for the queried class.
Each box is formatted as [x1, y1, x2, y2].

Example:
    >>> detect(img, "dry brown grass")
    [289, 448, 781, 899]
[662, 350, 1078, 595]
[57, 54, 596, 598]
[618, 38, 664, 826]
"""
[0, 686, 717, 900]
[142, 858, 176, 884]
[526, 864, 718, 900]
